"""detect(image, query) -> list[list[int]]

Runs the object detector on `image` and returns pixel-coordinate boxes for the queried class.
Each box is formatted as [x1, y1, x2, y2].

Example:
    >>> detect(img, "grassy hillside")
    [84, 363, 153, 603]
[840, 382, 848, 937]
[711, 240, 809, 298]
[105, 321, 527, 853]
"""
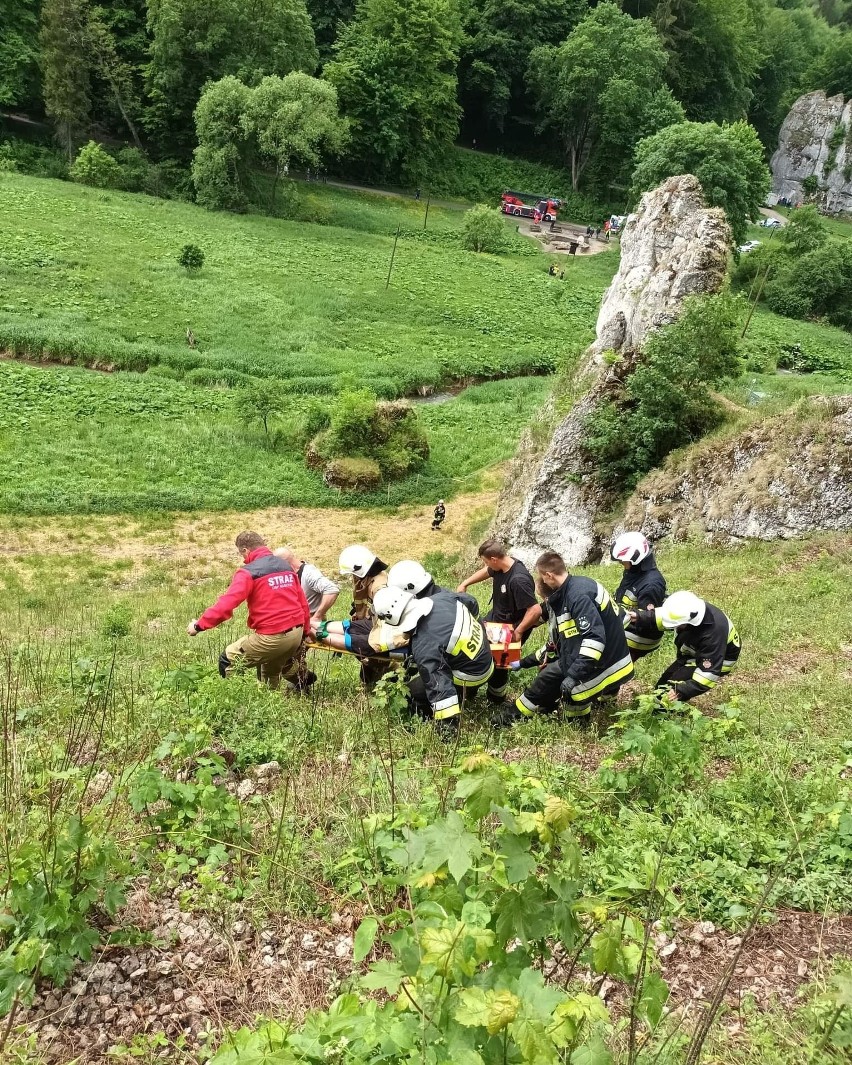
[0, 173, 614, 391]
[3, 508, 852, 1063]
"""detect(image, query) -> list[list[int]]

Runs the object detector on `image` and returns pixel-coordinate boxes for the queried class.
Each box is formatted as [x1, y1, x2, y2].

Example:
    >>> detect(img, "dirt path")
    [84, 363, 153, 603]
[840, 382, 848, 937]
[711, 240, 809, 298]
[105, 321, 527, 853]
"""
[514, 218, 616, 257]
[0, 486, 499, 581]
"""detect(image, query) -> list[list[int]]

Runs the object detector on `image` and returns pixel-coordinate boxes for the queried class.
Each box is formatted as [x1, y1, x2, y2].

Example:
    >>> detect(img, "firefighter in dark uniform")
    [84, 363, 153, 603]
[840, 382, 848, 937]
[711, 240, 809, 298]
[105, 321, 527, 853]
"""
[431, 500, 446, 531]
[387, 560, 480, 616]
[610, 532, 667, 661]
[492, 551, 634, 726]
[372, 586, 493, 737]
[631, 590, 741, 708]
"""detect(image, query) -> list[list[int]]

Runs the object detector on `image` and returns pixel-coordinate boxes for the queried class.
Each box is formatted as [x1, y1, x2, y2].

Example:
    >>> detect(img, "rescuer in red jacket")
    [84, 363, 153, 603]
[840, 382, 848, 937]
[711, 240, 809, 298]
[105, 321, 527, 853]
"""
[187, 530, 311, 689]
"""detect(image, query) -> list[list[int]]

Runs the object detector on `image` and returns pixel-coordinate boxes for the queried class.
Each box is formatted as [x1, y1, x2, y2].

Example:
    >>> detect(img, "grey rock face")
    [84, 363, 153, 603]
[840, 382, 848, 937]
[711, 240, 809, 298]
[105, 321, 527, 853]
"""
[494, 175, 731, 567]
[620, 396, 852, 544]
[770, 91, 852, 214]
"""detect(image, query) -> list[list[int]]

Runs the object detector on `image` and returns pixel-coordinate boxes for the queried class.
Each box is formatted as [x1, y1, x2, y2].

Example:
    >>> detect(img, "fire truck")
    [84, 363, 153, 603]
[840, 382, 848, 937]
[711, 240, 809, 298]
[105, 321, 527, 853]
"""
[501, 190, 561, 222]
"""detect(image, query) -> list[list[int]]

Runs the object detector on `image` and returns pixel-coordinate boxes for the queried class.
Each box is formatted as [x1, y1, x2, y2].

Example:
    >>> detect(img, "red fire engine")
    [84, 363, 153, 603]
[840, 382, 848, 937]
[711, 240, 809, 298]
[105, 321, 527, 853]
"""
[501, 190, 561, 222]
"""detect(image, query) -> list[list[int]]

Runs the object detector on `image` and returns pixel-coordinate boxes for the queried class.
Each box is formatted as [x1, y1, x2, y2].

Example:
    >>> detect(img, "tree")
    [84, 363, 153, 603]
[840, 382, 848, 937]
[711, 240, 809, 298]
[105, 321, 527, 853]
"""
[191, 76, 255, 211]
[192, 73, 347, 212]
[783, 204, 829, 256]
[70, 141, 122, 186]
[528, 4, 676, 192]
[651, 0, 763, 123]
[631, 120, 770, 245]
[146, 0, 318, 154]
[0, 0, 41, 109]
[325, 0, 462, 184]
[248, 73, 348, 211]
[462, 204, 506, 253]
[40, 0, 92, 160]
[749, 6, 833, 150]
[86, 5, 144, 148]
[306, 0, 356, 60]
[236, 383, 282, 441]
[458, 0, 586, 137]
[808, 31, 852, 97]
[585, 293, 743, 491]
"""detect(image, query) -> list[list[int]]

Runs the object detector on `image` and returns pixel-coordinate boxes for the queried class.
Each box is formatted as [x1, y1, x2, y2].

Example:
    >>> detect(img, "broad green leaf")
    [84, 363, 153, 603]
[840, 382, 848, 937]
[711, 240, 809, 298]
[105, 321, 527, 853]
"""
[516, 967, 565, 1019]
[637, 971, 669, 1028]
[421, 926, 461, 975]
[570, 1033, 613, 1065]
[495, 881, 550, 946]
[454, 987, 492, 1028]
[499, 833, 537, 885]
[590, 922, 622, 976]
[353, 916, 379, 964]
[454, 768, 506, 820]
[420, 811, 482, 883]
[360, 960, 404, 994]
[510, 1014, 556, 1064]
[461, 900, 491, 927]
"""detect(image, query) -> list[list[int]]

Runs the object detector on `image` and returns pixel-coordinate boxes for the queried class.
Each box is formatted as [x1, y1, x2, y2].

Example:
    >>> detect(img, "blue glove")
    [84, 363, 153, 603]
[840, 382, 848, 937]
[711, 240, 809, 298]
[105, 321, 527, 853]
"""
[560, 676, 576, 698]
[509, 661, 521, 671]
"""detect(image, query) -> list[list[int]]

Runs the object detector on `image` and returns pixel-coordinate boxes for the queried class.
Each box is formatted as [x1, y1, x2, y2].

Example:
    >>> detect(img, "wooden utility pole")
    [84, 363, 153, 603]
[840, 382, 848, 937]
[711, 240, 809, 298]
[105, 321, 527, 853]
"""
[385, 225, 400, 290]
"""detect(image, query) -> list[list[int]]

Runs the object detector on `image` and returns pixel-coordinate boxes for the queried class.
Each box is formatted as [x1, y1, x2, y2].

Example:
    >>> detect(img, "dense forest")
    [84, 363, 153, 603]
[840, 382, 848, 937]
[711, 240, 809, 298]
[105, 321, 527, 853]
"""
[1, 0, 852, 204]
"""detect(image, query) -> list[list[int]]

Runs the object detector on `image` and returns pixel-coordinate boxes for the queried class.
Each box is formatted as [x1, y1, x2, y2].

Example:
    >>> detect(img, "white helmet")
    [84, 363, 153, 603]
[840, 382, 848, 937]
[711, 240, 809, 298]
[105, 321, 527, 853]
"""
[373, 586, 433, 631]
[657, 591, 706, 629]
[339, 545, 376, 577]
[611, 532, 651, 565]
[388, 560, 432, 595]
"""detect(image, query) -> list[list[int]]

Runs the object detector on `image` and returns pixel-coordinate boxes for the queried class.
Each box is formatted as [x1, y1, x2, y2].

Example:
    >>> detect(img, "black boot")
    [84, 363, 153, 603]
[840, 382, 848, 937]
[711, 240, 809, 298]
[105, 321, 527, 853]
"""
[490, 700, 526, 727]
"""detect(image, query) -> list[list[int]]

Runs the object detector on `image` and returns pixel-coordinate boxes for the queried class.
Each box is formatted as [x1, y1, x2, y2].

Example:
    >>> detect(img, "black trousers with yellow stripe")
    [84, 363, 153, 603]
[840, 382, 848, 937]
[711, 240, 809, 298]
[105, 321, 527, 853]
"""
[516, 662, 626, 720]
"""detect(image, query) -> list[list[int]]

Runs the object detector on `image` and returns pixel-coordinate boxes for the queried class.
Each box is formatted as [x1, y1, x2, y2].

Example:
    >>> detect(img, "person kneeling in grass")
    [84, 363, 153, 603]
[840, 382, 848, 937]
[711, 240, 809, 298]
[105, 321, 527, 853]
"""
[491, 551, 634, 727]
[187, 530, 310, 690]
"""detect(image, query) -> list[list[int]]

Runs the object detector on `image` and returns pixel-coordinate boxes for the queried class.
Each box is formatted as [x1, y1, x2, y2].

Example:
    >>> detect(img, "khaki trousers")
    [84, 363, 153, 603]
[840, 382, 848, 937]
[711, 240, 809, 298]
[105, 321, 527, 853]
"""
[223, 627, 303, 690]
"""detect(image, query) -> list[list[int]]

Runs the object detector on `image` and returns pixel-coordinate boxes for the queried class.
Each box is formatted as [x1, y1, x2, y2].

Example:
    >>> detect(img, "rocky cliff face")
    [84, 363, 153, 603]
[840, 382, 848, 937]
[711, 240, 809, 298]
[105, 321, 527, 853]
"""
[492, 174, 731, 567]
[619, 396, 852, 544]
[770, 91, 852, 214]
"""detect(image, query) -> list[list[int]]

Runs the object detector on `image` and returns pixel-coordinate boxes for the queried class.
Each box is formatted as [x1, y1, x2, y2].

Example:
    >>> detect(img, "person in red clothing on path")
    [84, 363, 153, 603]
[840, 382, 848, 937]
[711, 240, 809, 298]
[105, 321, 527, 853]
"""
[187, 530, 311, 689]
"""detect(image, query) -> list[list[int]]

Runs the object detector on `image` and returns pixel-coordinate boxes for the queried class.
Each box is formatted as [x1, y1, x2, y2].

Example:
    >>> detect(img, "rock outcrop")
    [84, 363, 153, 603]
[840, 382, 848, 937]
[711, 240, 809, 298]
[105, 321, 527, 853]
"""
[620, 396, 852, 544]
[492, 175, 731, 566]
[770, 91, 852, 214]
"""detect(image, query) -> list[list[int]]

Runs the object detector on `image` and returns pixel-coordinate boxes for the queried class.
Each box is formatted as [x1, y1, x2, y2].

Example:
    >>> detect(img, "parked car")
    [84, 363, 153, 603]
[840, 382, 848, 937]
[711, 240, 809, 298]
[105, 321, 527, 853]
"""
[759, 217, 783, 228]
[738, 240, 761, 253]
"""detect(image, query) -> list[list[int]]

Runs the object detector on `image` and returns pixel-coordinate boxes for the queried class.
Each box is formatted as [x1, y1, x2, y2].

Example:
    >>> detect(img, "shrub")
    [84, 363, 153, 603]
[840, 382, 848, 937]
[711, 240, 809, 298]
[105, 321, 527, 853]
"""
[234, 382, 284, 442]
[323, 456, 382, 490]
[178, 243, 205, 273]
[783, 205, 828, 256]
[310, 389, 429, 482]
[0, 138, 68, 179]
[0, 144, 19, 172]
[462, 203, 507, 254]
[101, 603, 132, 639]
[584, 292, 743, 491]
[69, 141, 122, 189]
[114, 147, 152, 192]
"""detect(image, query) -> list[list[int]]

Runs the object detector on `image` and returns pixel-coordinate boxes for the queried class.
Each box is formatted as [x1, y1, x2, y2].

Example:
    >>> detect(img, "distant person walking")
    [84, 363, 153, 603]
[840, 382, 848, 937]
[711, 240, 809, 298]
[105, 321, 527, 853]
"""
[431, 499, 446, 531]
[187, 531, 310, 690]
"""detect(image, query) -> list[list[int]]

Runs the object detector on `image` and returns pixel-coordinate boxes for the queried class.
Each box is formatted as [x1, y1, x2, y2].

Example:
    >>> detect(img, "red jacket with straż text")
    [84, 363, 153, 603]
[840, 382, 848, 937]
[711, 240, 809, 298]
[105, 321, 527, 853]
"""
[197, 547, 311, 635]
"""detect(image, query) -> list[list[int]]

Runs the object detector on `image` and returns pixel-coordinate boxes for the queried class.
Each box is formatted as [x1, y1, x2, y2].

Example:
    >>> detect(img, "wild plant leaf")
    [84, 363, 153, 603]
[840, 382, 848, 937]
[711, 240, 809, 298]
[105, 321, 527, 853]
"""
[499, 833, 538, 884]
[637, 971, 669, 1028]
[495, 881, 550, 945]
[353, 916, 379, 964]
[454, 768, 506, 820]
[360, 960, 404, 994]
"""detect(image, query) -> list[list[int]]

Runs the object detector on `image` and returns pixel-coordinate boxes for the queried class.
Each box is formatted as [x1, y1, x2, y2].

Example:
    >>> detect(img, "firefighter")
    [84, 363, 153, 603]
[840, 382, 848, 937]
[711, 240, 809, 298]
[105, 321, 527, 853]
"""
[631, 591, 741, 708]
[338, 545, 390, 687]
[373, 586, 493, 737]
[431, 500, 446, 531]
[338, 545, 388, 619]
[491, 551, 634, 727]
[457, 540, 538, 703]
[387, 560, 479, 616]
[610, 532, 667, 661]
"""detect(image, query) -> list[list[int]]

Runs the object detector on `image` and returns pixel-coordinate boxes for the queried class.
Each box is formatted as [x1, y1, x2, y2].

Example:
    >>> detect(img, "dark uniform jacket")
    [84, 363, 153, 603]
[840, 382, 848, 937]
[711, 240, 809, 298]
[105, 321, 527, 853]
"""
[409, 591, 493, 719]
[614, 554, 667, 655]
[637, 601, 741, 699]
[546, 575, 633, 701]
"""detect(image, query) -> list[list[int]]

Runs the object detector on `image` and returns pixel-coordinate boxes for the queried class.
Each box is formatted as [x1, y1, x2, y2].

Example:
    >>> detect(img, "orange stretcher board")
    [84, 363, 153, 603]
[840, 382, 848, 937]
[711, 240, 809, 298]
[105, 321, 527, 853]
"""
[485, 622, 522, 668]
